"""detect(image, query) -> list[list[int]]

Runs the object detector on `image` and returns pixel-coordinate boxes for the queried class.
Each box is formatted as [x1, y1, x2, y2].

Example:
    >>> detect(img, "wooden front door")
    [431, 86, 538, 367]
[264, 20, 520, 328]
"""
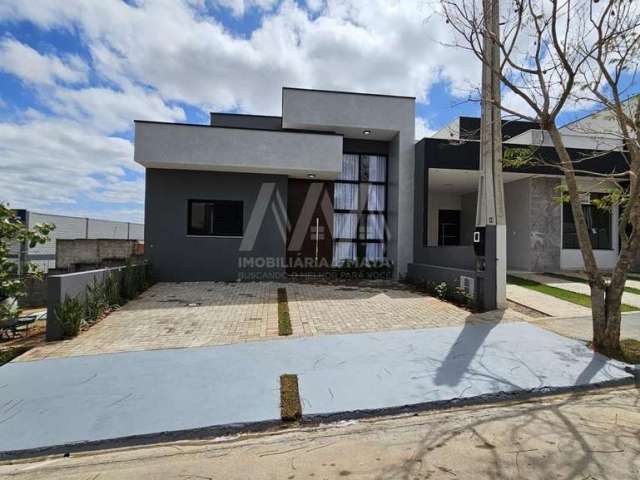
[286, 179, 334, 273]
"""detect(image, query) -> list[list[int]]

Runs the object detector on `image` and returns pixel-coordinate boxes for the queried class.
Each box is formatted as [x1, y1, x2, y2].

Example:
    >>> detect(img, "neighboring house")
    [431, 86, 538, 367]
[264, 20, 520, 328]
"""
[134, 87, 636, 289]
[10, 210, 144, 272]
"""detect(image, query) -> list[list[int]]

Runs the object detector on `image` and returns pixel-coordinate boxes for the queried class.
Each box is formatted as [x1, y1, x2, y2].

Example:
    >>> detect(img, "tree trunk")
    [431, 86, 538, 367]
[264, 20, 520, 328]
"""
[591, 283, 622, 357]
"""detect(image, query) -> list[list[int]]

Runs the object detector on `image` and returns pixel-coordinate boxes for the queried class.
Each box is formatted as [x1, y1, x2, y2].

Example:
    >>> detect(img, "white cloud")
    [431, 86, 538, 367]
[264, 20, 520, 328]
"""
[48, 85, 185, 134]
[0, 118, 137, 208]
[0, 0, 476, 114]
[415, 116, 435, 140]
[88, 177, 145, 205]
[213, 0, 280, 17]
[0, 37, 88, 86]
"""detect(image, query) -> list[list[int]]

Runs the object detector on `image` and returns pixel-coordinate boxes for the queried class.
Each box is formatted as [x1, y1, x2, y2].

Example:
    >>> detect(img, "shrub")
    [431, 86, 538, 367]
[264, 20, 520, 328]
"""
[105, 272, 122, 307]
[55, 295, 85, 339]
[85, 278, 109, 324]
[120, 263, 143, 301]
[422, 280, 477, 310]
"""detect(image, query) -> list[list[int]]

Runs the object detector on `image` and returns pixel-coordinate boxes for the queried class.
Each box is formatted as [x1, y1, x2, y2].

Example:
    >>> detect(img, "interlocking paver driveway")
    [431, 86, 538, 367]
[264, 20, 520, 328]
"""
[18, 281, 524, 361]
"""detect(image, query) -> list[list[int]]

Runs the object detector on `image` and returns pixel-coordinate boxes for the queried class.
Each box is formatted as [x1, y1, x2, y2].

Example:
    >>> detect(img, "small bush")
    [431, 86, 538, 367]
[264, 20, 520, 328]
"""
[55, 295, 85, 339]
[105, 272, 122, 307]
[422, 280, 477, 310]
[85, 278, 109, 324]
[120, 263, 145, 301]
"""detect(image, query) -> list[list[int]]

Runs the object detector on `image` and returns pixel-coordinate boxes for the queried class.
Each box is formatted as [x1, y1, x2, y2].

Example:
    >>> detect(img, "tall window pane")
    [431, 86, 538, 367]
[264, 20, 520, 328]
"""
[365, 243, 384, 262]
[361, 155, 386, 182]
[333, 242, 356, 266]
[334, 213, 357, 239]
[338, 154, 359, 180]
[367, 184, 385, 211]
[334, 183, 358, 210]
[366, 214, 385, 240]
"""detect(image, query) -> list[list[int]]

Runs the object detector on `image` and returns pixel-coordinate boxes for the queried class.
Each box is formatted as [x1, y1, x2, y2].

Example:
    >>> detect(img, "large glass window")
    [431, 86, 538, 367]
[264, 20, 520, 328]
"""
[562, 194, 612, 250]
[187, 200, 243, 236]
[333, 154, 387, 265]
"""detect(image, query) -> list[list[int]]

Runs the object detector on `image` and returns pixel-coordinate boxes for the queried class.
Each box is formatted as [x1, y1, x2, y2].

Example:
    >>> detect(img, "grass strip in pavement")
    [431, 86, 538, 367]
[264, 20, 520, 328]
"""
[280, 374, 302, 421]
[544, 272, 640, 296]
[0, 347, 30, 367]
[507, 275, 639, 312]
[277, 287, 293, 336]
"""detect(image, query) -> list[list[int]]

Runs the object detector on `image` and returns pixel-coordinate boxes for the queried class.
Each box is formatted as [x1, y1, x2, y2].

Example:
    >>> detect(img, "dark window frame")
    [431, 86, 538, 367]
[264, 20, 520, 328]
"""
[562, 193, 613, 250]
[333, 153, 388, 261]
[437, 209, 461, 246]
[187, 199, 244, 237]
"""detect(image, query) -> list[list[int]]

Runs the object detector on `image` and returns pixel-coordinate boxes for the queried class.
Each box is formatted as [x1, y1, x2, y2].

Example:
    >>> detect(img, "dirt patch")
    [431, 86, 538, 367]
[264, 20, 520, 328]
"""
[277, 288, 292, 336]
[280, 374, 302, 421]
[507, 300, 549, 318]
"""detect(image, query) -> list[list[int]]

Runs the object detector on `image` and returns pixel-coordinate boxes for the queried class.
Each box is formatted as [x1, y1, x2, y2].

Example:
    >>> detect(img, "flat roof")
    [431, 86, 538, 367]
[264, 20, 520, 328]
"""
[282, 86, 416, 100]
[134, 119, 342, 137]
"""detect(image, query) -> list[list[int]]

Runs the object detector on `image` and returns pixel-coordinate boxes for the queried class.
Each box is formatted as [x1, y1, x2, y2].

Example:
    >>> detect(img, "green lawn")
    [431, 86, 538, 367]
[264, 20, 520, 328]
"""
[544, 272, 640, 296]
[507, 275, 639, 312]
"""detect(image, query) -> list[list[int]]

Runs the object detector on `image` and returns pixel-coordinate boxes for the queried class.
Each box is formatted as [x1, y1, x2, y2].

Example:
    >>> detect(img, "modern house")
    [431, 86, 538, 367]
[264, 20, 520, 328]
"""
[134, 87, 635, 298]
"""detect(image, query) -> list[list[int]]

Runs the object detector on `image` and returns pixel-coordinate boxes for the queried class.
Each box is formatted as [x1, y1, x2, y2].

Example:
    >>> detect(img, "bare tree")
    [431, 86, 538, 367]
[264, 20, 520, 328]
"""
[440, 0, 640, 356]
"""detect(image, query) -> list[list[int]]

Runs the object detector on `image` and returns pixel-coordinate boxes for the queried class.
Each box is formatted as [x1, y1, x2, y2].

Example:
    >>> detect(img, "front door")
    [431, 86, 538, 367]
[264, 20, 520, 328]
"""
[286, 179, 334, 274]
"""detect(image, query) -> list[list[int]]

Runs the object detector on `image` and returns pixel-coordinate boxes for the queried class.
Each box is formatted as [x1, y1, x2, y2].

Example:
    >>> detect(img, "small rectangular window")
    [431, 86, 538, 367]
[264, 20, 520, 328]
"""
[562, 194, 612, 250]
[187, 200, 243, 236]
[438, 210, 461, 246]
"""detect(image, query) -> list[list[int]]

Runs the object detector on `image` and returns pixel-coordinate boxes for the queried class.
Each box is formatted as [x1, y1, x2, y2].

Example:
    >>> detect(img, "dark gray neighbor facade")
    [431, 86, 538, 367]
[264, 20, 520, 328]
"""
[135, 87, 637, 302]
[407, 116, 636, 296]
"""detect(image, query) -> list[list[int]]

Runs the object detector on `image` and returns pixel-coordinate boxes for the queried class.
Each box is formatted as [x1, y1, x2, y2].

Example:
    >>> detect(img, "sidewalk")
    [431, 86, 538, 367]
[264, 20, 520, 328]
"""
[532, 312, 640, 343]
[0, 323, 632, 458]
[506, 283, 591, 317]
[514, 272, 640, 309]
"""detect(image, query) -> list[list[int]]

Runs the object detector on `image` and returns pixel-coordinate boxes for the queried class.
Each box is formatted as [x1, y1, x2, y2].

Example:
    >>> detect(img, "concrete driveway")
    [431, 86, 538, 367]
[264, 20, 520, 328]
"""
[17, 281, 524, 361]
[0, 322, 633, 457]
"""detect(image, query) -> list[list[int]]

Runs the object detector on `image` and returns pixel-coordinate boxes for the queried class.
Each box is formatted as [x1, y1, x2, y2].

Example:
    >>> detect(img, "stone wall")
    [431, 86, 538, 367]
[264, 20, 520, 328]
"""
[529, 177, 562, 272]
[56, 239, 142, 271]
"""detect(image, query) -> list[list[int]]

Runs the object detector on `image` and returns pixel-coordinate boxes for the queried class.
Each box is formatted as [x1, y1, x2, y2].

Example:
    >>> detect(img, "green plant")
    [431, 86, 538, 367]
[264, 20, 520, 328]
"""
[0, 203, 53, 322]
[55, 295, 85, 339]
[434, 282, 448, 299]
[120, 263, 146, 301]
[421, 280, 477, 311]
[105, 272, 122, 307]
[85, 278, 109, 324]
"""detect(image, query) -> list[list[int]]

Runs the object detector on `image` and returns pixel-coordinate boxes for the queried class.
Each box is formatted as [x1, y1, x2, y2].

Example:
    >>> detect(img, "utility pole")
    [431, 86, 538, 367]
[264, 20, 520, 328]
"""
[474, 0, 507, 310]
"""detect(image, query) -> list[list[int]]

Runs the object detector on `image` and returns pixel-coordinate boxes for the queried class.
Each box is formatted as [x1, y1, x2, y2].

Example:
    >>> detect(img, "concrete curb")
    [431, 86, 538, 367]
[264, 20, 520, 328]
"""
[2, 374, 636, 462]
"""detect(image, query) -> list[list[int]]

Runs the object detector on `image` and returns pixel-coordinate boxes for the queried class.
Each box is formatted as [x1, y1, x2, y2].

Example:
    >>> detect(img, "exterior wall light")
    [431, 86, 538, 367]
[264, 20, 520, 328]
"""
[307, 173, 316, 179]
[363, 130, 372, 135]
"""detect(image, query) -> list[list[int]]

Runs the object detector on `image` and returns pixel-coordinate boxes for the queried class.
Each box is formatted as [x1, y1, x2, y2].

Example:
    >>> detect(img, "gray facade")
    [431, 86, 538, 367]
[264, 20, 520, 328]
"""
[136, 87, 416, 282]
[145, 169, 287, 282]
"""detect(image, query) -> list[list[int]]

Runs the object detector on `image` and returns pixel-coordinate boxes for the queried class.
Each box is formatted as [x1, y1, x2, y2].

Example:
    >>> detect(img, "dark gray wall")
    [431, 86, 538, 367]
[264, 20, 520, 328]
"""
[145, 169, 287, 282]
[46, 266, 142, 340]
[210, 113, 282, 130]
[460, 192, 477, 246]
[342, 138, 390, 155]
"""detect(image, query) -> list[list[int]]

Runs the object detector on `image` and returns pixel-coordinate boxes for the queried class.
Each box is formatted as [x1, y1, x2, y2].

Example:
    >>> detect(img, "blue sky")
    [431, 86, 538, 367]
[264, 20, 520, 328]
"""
[0, 1, 623, 223]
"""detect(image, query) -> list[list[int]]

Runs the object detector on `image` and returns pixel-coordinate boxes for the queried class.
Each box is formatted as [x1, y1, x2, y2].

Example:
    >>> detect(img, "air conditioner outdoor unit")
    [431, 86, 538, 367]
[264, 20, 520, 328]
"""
[460, 275, 475, 296]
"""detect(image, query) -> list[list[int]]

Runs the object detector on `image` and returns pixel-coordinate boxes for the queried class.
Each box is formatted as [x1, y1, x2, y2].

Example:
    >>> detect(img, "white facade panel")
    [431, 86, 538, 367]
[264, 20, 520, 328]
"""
[134, 122, 343, 180]
[87, 219, 129, 239]
[28, 213, 87, 257]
